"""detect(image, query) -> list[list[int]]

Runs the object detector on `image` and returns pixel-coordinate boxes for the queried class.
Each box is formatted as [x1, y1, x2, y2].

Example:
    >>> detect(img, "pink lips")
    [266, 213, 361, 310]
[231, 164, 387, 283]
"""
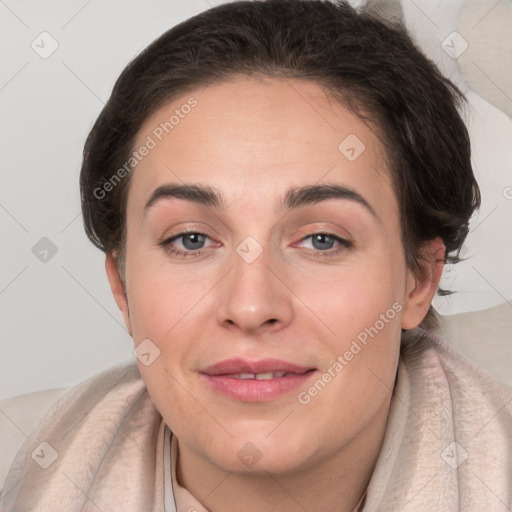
[201, 357, 313, 376]
[200, 358, 317, 402]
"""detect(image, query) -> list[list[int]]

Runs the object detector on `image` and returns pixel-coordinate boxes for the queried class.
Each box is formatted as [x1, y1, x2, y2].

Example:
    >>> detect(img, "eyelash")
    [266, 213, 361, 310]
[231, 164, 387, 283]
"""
[159, 231, 353, 259]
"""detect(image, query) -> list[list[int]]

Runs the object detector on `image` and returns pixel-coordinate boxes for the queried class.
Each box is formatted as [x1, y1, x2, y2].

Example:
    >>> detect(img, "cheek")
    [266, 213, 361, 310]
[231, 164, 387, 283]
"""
[288, 256, 403, 406]
[128, 270, 205, 430]
[126, 257, 206, 339]
[291, 255, 402, 338]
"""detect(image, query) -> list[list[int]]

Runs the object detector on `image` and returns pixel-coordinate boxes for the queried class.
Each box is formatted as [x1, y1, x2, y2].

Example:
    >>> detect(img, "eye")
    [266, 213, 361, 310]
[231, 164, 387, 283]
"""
[296, 233, 352, 258]
[160, 231, 215, 258]
[159, 231, 352, 259]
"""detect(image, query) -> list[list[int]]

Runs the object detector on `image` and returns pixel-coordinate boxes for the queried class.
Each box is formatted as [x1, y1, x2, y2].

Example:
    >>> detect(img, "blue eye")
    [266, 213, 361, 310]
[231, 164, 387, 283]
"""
[307, 234, 337, 250]
[176, 232, 206, 250]
[160, 232, 213, 258]
[160, 231, 352, 259]
[298, 233, 352, 258]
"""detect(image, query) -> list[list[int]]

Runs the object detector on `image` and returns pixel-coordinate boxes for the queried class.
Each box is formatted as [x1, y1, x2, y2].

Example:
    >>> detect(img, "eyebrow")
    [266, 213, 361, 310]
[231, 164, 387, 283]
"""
[144, 182, 378, 219]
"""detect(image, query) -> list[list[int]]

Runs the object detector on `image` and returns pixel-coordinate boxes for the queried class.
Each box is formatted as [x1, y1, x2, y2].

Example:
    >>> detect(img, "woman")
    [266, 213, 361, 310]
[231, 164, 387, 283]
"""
[2, 0, 511, 510]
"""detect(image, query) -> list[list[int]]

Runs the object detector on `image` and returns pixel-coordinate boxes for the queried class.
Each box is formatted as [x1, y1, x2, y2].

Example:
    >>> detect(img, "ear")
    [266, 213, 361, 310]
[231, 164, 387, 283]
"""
[401, 237, 445, 330]
[105, 252, 132, 336]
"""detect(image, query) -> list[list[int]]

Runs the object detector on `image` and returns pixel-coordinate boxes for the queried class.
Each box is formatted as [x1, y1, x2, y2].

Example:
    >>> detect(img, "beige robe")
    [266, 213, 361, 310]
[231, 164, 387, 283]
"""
[1, 326, 511, 511]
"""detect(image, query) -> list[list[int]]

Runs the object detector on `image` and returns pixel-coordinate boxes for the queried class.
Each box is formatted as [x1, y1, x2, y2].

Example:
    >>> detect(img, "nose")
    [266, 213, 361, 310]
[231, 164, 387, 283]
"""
[215, 241, 294, 336]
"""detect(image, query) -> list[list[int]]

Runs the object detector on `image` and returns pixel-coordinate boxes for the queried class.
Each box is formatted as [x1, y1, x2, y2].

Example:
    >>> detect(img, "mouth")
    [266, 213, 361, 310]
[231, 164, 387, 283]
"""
[226, 371, 308, 380]
[201, 357, 315, 376]
[199, 358, 317, 402]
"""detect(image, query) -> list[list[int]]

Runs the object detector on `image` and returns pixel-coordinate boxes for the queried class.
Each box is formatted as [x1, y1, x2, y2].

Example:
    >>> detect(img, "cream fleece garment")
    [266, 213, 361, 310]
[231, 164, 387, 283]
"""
[1, 326, 511, 511]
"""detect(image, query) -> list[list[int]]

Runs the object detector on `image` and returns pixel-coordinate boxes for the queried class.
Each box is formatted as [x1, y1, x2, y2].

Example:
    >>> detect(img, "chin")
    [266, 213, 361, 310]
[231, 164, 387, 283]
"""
[205, 430, 315, 475]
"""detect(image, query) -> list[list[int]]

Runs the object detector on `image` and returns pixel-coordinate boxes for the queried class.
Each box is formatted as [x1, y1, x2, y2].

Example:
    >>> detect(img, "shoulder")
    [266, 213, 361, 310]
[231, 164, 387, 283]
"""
[401, 325, 512, 403]
[399, 326, 512, 448]
[373, 327, 512, 509]
[29, 359, 158, 447]
[26, 360, 152, 441]
[0, 361, 162, 510]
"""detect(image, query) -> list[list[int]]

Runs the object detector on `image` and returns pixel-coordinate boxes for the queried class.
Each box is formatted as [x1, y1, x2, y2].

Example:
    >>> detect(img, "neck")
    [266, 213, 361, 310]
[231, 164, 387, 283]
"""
[175, 391, 392, 512]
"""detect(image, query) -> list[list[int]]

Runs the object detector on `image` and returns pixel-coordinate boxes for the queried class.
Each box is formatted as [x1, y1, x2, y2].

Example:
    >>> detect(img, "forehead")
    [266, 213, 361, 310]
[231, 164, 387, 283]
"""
[128, 76, 396, 219]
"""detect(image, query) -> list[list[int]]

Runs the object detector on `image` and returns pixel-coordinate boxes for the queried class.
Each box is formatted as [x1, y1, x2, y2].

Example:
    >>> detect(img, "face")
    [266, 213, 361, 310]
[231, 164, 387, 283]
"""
[106, 76, 442, 475]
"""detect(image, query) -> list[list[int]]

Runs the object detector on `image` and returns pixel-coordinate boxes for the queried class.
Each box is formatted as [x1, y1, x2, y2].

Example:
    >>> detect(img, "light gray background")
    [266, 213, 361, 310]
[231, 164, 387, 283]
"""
[1, 0, 511, 401]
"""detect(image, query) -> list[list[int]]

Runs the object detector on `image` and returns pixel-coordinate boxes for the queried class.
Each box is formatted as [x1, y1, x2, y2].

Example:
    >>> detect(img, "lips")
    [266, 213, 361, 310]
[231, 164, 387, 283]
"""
[200, 358, 315, 376]
[200, 358, 317, 402]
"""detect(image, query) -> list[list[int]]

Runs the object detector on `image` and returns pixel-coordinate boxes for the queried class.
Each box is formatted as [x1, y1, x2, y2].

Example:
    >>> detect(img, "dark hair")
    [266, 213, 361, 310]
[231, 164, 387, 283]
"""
[79, 0, 481, 332]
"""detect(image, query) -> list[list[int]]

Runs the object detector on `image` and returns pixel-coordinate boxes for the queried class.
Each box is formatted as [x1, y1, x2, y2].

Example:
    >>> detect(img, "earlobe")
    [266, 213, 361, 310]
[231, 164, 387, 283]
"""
[105, 252, 132, 335]
[401, 237, 445, 330]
